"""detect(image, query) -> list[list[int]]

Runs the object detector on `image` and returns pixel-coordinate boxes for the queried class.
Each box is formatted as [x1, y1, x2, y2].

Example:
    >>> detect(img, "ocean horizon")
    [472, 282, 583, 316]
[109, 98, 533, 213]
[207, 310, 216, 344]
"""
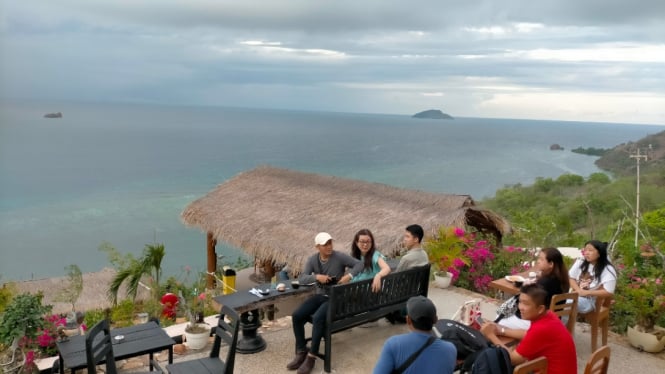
[2, 99, 664, 282]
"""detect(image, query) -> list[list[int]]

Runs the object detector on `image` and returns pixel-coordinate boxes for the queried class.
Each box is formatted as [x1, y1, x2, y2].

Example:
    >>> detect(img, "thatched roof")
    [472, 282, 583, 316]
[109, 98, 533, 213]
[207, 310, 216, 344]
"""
[181, 166, 510, 272]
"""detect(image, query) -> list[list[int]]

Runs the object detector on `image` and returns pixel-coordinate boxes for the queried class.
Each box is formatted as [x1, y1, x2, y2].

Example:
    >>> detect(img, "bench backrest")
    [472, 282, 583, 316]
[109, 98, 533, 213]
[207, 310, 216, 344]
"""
[327, 264, 430, 322]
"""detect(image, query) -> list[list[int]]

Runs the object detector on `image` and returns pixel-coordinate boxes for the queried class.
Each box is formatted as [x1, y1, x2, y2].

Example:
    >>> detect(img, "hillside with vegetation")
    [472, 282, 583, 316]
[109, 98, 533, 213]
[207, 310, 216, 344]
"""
[595, 129, 665, 176]
[480, 129, 665, 332]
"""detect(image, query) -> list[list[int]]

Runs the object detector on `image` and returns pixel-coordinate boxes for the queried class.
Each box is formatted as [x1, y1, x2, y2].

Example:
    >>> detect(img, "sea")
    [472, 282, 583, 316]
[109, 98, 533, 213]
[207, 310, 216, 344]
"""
[1, 99, 663, 282]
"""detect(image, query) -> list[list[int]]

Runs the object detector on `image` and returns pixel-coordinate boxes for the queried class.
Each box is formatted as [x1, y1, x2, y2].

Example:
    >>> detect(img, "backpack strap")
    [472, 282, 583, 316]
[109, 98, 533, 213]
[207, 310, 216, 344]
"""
[392, 336, 436, 374]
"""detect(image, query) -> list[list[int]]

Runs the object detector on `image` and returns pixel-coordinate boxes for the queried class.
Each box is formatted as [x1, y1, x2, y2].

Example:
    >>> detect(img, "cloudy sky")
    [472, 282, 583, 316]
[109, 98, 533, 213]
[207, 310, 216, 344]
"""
[2, 0, 664, 125]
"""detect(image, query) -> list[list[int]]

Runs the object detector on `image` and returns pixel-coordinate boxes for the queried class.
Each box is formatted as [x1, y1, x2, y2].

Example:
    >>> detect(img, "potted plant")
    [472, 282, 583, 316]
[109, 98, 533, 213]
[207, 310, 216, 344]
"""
[424, 227, 471, 288]
[618, 265, 665, 353]
[181, 291, 210, 350]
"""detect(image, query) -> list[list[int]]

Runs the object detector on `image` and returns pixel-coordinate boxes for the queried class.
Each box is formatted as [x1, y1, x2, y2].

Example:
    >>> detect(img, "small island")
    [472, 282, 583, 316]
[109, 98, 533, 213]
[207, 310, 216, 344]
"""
[550, 144, 564, 151]
[571, 146, 609, 156]
[44, 112, 63, 118]
[412, 109, 453, 120]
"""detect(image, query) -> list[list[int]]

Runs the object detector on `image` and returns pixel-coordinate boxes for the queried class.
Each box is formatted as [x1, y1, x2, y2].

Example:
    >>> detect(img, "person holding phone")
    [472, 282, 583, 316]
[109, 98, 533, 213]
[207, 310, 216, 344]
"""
[287, 232, 363, 374]
[481, 284, 577, 374]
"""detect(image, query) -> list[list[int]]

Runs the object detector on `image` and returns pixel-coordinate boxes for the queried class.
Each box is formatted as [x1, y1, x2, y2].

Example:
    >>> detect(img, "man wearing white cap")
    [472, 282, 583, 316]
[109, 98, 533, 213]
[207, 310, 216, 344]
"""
[287, 232, 362, 374]
[373, 296, 457, 374]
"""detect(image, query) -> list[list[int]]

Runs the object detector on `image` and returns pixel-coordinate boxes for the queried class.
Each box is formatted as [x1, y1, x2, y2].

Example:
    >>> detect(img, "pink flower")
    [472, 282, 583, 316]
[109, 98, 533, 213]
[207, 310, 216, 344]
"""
[656, 278, 662, 285]
[37, 331, 52, 347]
[198, 292, 206, 301]
[454, 227, 466, 237]
[452, 258, 466, 268]
[25, 350, 35, 366]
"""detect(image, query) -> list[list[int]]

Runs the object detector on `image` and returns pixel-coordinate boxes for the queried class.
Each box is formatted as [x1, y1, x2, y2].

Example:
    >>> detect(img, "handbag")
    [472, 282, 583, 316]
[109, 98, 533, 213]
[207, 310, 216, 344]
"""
[452, 299, 482, 326]
[495, 295, 519, 320]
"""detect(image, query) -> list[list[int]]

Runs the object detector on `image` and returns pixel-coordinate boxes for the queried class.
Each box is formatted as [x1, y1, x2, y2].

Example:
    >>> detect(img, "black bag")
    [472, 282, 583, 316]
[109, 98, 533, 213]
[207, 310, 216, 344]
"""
[434, 319, 490, 361]
[469, 346, 513, 374]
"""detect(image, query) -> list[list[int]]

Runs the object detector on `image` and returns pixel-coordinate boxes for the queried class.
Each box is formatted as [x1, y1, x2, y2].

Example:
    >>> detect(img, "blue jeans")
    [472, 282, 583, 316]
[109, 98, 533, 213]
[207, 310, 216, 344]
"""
[578, 296, 595, 313]
[292, 294, 329, 355]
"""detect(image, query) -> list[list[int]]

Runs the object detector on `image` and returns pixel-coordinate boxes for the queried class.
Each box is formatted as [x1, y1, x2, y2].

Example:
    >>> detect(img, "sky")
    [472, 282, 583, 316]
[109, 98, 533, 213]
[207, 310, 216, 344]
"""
[1, 0, 665, 125]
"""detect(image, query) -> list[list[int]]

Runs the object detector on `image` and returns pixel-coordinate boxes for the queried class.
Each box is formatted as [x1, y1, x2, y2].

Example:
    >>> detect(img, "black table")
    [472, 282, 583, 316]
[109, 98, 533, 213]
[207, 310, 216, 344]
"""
[57, 321, 175, 373]
[213, 279, 316, 354]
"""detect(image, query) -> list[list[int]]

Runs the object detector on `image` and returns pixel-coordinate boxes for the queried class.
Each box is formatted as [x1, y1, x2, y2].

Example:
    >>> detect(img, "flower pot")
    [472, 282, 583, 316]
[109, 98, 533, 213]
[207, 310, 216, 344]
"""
[184, 324, 210, 350]
[434, 272, 453, 288]
[627, 325, 665, 353]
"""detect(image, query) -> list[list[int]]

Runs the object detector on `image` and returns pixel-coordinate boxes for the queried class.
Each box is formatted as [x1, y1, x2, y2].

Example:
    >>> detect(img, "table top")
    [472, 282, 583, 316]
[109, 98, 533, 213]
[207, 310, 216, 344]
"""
[489, 273, 533, 296]
[213, 279, 316, 313]
[57, 321, 175, 371]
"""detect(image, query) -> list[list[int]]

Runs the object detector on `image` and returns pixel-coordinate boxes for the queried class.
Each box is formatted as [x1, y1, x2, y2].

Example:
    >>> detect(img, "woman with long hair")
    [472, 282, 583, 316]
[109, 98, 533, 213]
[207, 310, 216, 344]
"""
[350, 229, 391, 292]
[569, 240, 617, 313]
[497, 247, 570, 333]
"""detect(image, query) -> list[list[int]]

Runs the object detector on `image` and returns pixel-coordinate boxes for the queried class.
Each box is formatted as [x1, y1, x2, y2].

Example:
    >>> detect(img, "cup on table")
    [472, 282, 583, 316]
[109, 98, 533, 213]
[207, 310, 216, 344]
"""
[291, 281, 300, 289]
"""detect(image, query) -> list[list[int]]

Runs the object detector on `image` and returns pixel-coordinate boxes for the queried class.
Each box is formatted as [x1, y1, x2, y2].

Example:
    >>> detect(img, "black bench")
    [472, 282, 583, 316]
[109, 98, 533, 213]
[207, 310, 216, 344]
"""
[307, 264, 431, 373]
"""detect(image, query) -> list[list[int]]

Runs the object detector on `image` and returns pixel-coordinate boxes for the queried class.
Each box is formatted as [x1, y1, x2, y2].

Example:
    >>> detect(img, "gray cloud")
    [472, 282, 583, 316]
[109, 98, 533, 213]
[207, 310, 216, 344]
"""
[1, 0, 664, 124]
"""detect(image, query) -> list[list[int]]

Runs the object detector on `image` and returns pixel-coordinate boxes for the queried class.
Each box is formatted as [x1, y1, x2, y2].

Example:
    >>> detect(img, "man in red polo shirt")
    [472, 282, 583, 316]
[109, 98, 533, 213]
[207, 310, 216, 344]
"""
[481, 284, 577, 374]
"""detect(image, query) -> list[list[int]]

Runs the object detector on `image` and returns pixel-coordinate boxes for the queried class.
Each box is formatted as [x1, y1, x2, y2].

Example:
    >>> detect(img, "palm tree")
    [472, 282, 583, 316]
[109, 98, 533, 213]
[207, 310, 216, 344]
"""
[107, 243, 166, 305]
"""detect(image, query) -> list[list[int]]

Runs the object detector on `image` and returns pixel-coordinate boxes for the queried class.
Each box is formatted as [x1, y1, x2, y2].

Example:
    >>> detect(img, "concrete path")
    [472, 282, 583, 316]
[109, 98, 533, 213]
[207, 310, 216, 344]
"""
[120, 285, 665, 374]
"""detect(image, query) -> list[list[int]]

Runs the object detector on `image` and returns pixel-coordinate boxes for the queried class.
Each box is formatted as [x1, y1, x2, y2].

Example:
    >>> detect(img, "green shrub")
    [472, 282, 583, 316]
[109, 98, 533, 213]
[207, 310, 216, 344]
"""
[0, 293, 52, 345]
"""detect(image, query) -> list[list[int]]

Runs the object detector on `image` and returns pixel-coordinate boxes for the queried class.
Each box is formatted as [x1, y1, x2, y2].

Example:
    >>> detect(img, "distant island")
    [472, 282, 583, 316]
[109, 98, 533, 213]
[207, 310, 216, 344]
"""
[550, 144, 564, 151]
[412, 109, 453, 119]
[571, 146, 608, 156]
[44, 112, 63, 118]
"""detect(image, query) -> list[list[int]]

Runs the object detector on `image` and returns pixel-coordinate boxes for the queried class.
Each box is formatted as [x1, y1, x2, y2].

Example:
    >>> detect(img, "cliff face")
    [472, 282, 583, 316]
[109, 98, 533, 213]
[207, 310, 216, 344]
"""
[412, 109, 453, 119]
[596, 130, 665, 176]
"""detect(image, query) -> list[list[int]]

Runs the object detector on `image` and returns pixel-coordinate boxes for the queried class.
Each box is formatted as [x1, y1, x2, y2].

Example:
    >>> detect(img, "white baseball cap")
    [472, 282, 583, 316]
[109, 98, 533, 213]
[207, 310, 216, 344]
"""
[314, 232, 333, 245]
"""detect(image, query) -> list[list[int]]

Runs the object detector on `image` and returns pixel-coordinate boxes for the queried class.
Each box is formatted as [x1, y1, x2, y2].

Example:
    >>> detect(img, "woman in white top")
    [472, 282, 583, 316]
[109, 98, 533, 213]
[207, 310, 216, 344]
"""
[568, 240, 617, 313]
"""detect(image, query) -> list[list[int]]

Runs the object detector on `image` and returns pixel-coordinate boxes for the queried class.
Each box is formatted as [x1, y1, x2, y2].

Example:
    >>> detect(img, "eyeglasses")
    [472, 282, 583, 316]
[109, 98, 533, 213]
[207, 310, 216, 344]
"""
[357, 240, 372, 245]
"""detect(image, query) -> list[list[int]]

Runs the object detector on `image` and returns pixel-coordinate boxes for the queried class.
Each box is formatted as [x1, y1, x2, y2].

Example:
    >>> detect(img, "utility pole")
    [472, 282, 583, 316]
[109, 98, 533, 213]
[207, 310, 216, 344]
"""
[629, 147, 648, 249]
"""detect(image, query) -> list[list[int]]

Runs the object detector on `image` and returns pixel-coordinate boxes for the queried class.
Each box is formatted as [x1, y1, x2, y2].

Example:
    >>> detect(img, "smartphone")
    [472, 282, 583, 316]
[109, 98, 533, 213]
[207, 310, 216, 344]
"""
[475, 315, 485, 325]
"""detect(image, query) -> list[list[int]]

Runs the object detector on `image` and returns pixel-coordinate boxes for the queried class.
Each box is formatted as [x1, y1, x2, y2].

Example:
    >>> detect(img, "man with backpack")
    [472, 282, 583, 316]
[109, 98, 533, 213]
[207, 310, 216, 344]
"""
[479, 284, 577, 374]
[373, 296, 457, 374]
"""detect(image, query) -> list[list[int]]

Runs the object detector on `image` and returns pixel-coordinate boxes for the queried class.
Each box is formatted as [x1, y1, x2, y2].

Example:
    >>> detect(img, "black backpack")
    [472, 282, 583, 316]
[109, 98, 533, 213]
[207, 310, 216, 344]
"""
[434, 319, 490, 361]
[469, 346, 513, 374]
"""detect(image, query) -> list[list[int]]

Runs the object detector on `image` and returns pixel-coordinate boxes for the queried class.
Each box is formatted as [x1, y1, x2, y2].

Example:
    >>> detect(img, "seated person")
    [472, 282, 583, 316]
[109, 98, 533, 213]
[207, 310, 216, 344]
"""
[287, 232, 362, 374]
[387, 224, 428, 324]
[481, 284, 577, 374]
[396, 224, 429, 272]
[496, 247, 569, 336]
[350, 229, 391, 292]
[569, 240, 617, 313]
[373, 296, 457, 374]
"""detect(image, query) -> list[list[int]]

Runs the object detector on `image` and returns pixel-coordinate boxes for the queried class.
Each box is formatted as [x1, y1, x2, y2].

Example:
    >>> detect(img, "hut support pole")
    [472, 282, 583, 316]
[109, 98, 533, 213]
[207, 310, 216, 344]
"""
[206, 232, 216, 289]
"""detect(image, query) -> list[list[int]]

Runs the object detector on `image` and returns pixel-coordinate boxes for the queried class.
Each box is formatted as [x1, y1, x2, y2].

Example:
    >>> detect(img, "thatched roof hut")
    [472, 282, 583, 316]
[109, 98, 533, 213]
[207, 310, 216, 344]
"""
[181, 166, 510, 287]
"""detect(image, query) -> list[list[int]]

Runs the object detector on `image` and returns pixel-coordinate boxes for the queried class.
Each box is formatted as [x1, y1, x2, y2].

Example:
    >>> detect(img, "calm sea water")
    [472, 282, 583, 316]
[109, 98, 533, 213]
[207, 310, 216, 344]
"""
[1, 99, 663, 281]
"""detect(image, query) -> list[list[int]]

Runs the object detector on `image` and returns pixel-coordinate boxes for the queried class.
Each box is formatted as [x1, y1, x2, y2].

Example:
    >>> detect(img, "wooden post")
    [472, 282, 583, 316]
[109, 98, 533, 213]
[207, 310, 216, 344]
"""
[206, 232, 216, 289]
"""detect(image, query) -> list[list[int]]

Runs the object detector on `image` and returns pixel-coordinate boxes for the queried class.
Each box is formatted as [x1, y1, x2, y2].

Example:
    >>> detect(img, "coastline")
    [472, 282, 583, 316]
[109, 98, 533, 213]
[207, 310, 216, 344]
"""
[8, 267, 302, 317]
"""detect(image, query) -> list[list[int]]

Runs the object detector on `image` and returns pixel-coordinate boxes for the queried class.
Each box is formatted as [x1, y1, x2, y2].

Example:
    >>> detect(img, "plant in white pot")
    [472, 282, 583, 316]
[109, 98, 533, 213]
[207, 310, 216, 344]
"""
[424, 226, 471, 288]
[179, 289, 210, 350]
[618, 264, 665, 353]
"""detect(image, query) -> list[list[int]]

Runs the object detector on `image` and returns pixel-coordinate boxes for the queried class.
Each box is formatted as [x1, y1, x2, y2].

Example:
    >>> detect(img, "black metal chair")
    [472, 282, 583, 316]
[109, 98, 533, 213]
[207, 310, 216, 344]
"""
[85, 319, 161, 374]
[165, 304, 240, 374]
